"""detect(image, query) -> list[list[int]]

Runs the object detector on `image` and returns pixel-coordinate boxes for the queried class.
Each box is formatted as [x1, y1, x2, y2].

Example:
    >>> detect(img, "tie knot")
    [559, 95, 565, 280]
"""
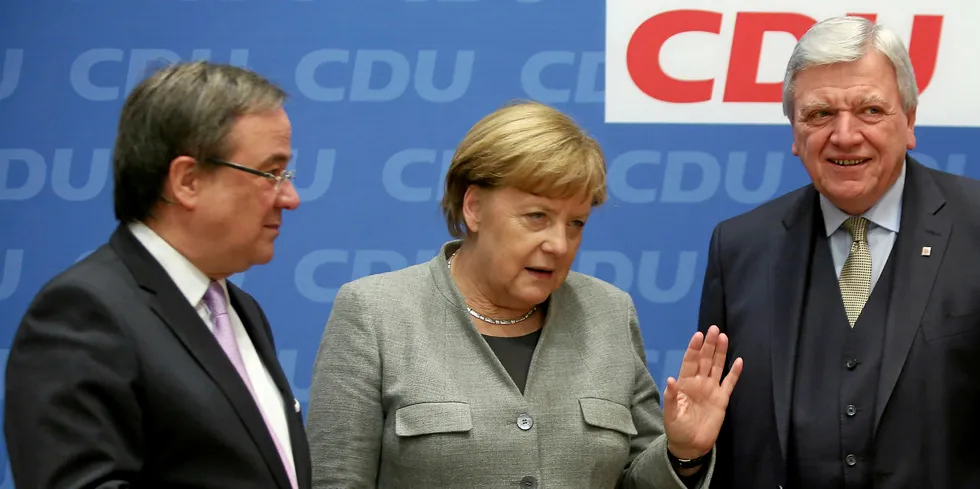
[203, 281, 228, 317]
[842, 216, 870, 242]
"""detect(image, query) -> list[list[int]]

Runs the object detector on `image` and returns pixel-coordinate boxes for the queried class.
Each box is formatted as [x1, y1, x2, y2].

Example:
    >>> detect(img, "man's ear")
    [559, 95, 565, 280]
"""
[167, 156, 205, 209]
[905, 107, 917, 150]
[461, 185, 485, 234]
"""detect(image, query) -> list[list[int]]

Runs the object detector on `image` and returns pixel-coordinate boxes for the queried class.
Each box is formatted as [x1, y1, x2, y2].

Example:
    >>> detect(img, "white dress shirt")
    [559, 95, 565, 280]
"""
[128, 221, 294, 471]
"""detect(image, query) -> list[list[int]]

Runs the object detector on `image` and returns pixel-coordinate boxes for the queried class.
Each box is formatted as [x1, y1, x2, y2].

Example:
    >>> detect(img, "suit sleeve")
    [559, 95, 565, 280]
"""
[698, 224, 727, 336]
[4, 280, 143, 489]
[695, 224, 733, 489]
[619, 297, 715, 489]
[306, 283, 383, 489]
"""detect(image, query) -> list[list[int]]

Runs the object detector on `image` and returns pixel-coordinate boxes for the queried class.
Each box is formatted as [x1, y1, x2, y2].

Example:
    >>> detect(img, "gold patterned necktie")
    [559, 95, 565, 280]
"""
[839, 216, 872, 327]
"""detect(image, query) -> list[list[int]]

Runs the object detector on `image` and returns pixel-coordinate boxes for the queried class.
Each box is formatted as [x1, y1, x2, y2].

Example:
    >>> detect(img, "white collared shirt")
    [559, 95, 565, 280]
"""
[128, 221, 294, 470]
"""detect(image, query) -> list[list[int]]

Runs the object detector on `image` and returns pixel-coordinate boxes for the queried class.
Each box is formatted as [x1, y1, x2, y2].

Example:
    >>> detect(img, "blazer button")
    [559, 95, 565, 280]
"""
[845, 404, 857, 416]
[517, 413, 533, 431]
[846, 359, 858, 369]
[520, 476, 538, 488]
[845, 454, 857, 466]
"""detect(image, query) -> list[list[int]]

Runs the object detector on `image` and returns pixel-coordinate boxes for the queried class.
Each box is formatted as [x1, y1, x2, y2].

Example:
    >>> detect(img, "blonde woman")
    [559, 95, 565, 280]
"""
[306, 101, 743, 488]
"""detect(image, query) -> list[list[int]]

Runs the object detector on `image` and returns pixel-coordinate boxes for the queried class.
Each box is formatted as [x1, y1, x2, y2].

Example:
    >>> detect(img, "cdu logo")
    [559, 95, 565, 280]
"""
[521, 51, 604, 104]
[606, 150, 786, 205]
[295, 49, 474, 102]
[0, 250, 24, 301]
[71, 48, 250, 101]
[290, 148, 336, 202]
[0, 49, 23, 101]
[0, 149, 111, 201]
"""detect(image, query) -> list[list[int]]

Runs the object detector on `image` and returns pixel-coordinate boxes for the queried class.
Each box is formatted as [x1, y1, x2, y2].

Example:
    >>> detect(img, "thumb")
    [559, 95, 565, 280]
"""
[664, 376, 678, 408]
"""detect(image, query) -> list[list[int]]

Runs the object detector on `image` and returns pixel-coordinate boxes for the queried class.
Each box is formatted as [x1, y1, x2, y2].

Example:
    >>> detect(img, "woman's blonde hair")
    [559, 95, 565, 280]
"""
[440, 100, 607, 238]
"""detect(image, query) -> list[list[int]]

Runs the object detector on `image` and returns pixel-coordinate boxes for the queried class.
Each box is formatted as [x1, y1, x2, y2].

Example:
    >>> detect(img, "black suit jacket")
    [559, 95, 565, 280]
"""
[3, 224, 312, 489]
[697, 157, 980, 489]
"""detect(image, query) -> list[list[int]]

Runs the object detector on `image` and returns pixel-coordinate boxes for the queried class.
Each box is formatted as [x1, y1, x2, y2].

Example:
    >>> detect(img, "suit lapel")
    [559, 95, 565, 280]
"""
[110, 226, 292, 489]
[227, 285, 294, 412]
[770, 186, 819, 462]
[874, 159, 950, 431]
[228, 285, 311, 488]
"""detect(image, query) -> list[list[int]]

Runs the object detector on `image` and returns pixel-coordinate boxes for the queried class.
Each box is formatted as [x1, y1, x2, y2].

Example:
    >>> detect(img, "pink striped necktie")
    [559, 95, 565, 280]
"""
[203, 281, 297, 489]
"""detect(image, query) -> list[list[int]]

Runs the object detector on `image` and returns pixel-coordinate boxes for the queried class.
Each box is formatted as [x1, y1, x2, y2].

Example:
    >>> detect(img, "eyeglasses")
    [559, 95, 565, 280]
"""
[208, 158, 296, 194]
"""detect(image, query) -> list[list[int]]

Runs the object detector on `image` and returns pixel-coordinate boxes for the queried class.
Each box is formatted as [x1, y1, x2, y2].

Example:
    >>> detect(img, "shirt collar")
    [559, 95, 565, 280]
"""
[127, 221, 226, 307]
[819, 158, 905, 237]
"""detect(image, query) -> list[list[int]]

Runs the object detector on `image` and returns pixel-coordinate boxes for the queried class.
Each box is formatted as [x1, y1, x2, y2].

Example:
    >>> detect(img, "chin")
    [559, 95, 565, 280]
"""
[252, 251, 275, 266]
[515, 286, 554, 307]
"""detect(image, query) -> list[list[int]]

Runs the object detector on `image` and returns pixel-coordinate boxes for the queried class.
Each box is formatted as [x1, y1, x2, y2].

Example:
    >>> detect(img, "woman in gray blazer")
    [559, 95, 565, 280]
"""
[306, 100, 743, 488]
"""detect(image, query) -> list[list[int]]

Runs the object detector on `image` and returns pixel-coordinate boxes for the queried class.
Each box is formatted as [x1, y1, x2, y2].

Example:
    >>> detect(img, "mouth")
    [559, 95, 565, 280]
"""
[264, 224, 281, 231]
[827, 158, 870, 167]
[525, 267, 554, 279]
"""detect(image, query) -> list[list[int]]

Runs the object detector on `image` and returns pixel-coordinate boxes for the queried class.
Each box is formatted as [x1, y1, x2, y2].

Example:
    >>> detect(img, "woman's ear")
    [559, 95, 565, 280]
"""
[461, 185, 485, 234]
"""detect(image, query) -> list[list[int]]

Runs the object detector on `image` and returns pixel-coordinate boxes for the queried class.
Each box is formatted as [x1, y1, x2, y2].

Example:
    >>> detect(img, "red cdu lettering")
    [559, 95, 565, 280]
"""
[848, 13, 942, 94]
[626, 9, 722, 103]
[723, 12, 817, 103]
[627, 10, 944, 105]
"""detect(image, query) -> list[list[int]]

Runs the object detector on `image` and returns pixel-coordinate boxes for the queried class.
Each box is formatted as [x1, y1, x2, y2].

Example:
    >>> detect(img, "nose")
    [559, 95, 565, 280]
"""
[540, 225, 569, 256]
[829, 111, 864, 148]
[276, 180, 301, 210]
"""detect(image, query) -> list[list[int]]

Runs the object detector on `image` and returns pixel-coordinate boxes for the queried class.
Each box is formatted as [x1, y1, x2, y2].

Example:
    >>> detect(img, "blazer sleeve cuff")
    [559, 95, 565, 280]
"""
[630, 435, 716, 489]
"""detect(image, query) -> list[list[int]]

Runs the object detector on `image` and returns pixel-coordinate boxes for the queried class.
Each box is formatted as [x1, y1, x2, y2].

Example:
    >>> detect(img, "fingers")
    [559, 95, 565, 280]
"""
[676, 331, 704, 380]
[721, 357, 744, 397]
[698, 326, 719, 378]
[709, 332, 730, 382]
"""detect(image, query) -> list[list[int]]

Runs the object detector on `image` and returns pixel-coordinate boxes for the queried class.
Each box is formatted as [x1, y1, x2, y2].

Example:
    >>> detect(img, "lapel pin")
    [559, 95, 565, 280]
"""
[294, 398, 301, 413]
[921, 246, 932, 257]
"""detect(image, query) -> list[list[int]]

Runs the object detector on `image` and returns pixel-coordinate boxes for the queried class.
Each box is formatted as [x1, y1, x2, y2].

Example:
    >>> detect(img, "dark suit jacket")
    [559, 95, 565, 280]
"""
[3, 224, 312, 489]
[697, 157, 980, 489]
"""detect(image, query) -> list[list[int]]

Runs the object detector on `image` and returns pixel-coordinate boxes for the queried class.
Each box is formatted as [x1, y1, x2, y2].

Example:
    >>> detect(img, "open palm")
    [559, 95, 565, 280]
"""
[662, 325, 743, 459]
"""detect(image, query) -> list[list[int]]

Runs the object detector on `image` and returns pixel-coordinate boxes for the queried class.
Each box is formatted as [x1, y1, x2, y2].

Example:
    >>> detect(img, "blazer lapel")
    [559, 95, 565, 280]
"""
[770, 186, 819, 462]
[228, 285, 311, 488]
[110, 226, 292, 489]
[874, 158, 950, 432]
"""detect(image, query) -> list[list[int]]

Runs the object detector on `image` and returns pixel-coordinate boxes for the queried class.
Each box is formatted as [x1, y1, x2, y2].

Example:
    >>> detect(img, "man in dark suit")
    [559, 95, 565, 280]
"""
[4, 61, 311, 489]
[697, 16, 980, 489]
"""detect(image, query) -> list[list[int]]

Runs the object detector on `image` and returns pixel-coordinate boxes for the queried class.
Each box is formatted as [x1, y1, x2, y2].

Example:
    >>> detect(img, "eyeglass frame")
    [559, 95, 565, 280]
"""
[207, 158, 296, 194]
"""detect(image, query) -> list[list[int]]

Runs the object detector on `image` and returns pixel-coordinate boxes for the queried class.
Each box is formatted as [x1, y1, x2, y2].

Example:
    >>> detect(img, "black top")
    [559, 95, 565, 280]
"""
[482, 330, 541, 394]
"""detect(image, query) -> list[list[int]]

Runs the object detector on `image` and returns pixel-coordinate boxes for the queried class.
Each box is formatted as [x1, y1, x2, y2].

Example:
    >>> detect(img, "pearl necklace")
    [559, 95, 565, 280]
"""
[447, 250, 537, 325]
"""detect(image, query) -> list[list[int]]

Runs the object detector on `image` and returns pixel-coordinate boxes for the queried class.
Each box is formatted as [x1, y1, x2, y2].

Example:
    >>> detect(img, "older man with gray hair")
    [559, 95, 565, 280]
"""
[4, 61, 310, 489]
[696, 16, 980, 489]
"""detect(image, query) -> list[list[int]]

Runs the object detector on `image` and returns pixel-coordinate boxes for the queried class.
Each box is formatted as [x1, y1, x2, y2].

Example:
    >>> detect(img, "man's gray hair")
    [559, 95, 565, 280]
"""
[782, 16, 918, 120]
[113, 60, 287, 223]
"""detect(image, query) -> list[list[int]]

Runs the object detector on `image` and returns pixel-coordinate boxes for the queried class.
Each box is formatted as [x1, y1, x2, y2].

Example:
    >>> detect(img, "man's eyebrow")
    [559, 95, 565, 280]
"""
[798, 101, 831, 115]
[260, 152, 291, 169]
[857, 95, 889, 106]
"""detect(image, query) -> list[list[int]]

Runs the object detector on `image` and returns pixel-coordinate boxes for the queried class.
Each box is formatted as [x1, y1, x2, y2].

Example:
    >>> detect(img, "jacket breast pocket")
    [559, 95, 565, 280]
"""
[394, 401, 473, 437]
[922, 309, 980, 342]
[579, 397, 636, 459]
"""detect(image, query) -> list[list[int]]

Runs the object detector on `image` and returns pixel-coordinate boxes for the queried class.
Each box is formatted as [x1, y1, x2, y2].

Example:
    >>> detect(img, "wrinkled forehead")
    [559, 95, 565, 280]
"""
[797, 90, 894, 112]
[793, 55, 903, 107]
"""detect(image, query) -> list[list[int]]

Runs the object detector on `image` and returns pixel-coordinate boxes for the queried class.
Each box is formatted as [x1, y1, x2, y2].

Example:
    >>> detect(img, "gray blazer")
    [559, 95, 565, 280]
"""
[306, 241, 714, 488]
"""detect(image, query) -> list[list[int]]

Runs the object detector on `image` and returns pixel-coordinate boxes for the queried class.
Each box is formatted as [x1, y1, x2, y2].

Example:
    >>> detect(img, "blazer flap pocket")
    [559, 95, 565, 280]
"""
[579, 397, 637, 435]
[395, 402, 473, 437]
[923, 309, 980, 341]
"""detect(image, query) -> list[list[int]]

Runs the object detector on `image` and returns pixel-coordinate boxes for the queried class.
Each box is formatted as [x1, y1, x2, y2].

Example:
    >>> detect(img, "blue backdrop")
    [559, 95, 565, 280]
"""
[1, 1, 977, 485]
